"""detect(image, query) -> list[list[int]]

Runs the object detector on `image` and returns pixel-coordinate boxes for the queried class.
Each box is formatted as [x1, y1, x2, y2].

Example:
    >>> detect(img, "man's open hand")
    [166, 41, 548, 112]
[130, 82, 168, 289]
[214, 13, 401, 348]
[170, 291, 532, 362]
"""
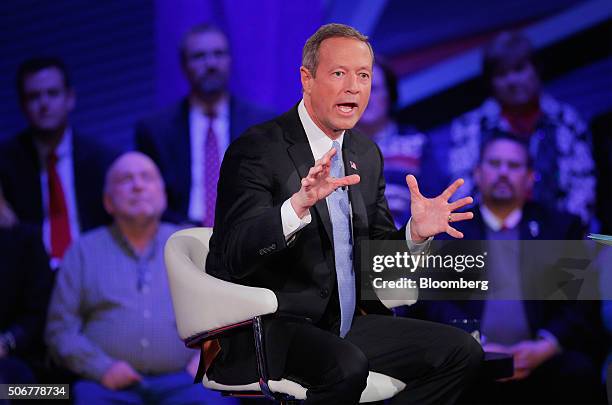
[290, 147, 360, 218]
[407, 175, 474, 242]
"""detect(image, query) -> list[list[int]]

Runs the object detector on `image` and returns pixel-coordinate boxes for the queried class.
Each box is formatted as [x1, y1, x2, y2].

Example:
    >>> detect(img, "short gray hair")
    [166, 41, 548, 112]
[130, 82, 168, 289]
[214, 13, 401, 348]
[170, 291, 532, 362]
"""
[302, 23, 373, 77]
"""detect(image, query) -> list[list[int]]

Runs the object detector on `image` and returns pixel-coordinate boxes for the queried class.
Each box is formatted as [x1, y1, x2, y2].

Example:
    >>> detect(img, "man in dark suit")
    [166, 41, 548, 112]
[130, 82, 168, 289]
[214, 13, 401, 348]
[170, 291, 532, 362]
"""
[0, 182, 53, 385]
[0, 57, 118, 266]
[135, 24, 274, 225]
[206, 24, 483, 404]
[427, 131, 604, 403]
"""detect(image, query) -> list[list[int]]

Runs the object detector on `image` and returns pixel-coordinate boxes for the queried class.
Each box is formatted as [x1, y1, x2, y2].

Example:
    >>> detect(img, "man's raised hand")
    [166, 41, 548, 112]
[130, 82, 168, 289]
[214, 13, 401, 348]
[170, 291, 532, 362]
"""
[290, 147, 360, 218]
[407, 175, 474, 242]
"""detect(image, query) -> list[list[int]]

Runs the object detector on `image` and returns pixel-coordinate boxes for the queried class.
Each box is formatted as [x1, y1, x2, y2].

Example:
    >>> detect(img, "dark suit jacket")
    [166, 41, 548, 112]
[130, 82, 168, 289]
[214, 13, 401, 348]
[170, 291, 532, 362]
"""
[0, 225, 52, 360]
[135, 97, 275, 223]
[205, 105, 404, 384]
[423, 203, 603, 357]
[0, 129, 118, 233]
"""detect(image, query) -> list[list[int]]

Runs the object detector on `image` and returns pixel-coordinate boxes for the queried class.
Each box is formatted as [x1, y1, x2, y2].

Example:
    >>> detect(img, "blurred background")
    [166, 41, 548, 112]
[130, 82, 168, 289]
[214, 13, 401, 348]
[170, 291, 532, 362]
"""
[1, 0, 609, 148]
[0, 2, 610, 401]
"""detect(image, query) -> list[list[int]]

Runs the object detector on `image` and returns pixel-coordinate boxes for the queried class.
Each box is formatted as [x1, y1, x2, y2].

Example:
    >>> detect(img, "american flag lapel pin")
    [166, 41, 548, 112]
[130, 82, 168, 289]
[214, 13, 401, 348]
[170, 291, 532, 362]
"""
[350, 160, 357, 171]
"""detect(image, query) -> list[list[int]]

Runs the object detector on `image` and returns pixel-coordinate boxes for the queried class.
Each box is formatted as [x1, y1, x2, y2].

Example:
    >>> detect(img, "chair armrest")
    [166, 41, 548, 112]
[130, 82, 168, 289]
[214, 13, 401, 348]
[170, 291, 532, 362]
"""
[165, 232, 278, 340]
[185, 319, 254, 348]
[380, 298, 417, 309]
[376, 283, 419, 309]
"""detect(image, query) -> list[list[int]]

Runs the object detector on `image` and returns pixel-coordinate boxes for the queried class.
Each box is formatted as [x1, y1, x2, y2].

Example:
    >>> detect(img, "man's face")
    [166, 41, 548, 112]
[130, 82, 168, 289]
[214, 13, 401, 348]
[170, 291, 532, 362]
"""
[20, 67, 75, 132]
[475, 139, 534, 204]
[491, 60, 540, 108]
[182, 30, 231, 96]
[301, 37, 372, 138]
[359, 64, 389, 127]
[104, 153, 167, 224]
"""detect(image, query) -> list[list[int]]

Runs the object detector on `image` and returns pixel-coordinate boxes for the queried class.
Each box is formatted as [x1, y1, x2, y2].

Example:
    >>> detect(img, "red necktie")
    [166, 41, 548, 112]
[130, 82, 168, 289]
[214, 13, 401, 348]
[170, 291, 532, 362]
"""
[47, 151, 72, 259]
[203, 110, 220, 227]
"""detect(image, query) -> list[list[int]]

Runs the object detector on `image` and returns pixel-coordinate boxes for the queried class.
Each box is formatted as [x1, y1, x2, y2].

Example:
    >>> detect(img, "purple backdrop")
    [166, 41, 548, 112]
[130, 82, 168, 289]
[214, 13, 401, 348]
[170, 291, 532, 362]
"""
[154, 0, 323, 113]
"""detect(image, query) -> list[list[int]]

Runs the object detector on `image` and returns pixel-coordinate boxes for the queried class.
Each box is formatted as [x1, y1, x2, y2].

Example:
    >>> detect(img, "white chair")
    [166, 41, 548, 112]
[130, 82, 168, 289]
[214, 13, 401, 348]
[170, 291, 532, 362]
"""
[164, 227, 413, 403]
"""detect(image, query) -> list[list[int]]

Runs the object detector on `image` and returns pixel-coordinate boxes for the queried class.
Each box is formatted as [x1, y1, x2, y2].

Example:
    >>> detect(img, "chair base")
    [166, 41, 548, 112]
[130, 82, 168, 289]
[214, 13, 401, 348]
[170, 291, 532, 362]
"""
[203, 369, 406, 403]
[220, 391, 300, 404]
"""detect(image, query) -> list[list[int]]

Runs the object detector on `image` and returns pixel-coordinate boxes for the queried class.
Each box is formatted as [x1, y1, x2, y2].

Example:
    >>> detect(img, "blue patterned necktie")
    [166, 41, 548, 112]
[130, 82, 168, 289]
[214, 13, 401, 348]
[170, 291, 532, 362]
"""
[327, 141, 355, 337]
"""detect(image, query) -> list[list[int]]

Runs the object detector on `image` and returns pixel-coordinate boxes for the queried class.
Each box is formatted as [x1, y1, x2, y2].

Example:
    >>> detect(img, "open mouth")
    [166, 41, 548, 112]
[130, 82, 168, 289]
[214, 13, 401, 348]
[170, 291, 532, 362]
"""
[336, 102, 358, 114]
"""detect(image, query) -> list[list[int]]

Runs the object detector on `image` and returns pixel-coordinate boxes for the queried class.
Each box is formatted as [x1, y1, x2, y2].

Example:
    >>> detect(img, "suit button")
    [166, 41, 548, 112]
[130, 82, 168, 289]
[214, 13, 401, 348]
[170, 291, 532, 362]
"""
[320, 288, 329, 298]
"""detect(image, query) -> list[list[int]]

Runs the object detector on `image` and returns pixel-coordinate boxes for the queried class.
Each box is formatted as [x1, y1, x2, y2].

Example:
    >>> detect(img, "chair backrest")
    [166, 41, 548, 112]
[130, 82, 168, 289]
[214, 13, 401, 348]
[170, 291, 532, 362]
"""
[164, 227, 278, 341]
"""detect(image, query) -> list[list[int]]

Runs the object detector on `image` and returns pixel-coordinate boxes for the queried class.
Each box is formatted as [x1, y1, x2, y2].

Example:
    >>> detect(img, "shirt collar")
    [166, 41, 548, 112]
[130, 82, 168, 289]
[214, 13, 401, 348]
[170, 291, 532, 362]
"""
[109, 223, 159, 261]
[480, 204, 522, 232]
[190, 95, 230, 118]
[297, 99, 344, 160]
[34, 127, 73, 160]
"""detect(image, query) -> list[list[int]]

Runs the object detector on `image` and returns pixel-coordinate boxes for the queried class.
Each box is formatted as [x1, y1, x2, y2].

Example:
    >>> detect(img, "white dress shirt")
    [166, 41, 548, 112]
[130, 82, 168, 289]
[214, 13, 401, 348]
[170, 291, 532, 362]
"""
[36, 127, 81, 256]
[188, 97, 231, 222]
[480, 204, 522, 231]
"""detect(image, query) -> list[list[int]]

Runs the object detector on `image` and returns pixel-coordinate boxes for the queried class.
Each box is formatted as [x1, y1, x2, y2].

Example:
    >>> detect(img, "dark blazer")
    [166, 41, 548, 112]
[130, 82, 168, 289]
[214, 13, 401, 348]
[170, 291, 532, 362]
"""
[135, 97, 276, 223]
[0, 129, 118, 233]
[424, 203, 603, 356]
[205, 105, 404, 384]
[0, 225, 52, 359]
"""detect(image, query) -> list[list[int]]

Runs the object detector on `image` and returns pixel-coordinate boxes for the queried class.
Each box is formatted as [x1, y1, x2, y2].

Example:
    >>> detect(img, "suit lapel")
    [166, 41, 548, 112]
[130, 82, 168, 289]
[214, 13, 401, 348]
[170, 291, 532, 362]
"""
[73, 133, 86, 230]
[343, 132, 368, 238]
[19, 132, 45, 224]
[229, 97, 241, 141]
[282, 107, 334, 244]
[287, 141, 335, 244]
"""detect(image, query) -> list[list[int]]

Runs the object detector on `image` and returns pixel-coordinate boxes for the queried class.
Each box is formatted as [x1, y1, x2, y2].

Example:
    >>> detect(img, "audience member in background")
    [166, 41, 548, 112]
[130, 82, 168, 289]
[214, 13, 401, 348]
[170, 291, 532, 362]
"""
[590, 111, 612, 235]
[0, 57, 119, 268]
[45, 152, 235, 404]
[136, 23, 274, 226]
[448, 31, 595, 227]
[430, 132, 603, 403]
[355, 60, 426, 227]
[599, 247, 612, 401]
[0, 182, 53, 385]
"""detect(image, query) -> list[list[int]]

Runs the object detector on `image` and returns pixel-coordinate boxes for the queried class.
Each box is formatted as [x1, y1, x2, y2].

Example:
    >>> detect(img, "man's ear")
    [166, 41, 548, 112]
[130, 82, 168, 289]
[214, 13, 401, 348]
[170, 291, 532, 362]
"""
[103, 193, 114, 216]
[300, 66, 313, 94]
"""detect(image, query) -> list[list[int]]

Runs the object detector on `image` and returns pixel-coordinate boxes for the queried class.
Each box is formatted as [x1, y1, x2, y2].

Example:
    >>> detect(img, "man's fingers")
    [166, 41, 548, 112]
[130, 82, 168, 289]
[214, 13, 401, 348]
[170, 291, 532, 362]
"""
[128, 367, 143, 382]
[307, 163, 323, 178]
[449, 196, 473, 211]
[514, 359, 529, 369]
[448, 211, 473, 223]
[446, 226, 464, 239]
[442, 178, 465, 200]
[405, 175, 421, 198]
[321, 146, 337, 165]
[332, 174, 360, 188]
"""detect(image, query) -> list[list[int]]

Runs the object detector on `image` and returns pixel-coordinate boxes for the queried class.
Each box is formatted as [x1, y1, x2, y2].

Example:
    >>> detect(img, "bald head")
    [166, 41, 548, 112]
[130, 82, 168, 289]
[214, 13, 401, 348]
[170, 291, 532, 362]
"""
[103, 152, 167, 225]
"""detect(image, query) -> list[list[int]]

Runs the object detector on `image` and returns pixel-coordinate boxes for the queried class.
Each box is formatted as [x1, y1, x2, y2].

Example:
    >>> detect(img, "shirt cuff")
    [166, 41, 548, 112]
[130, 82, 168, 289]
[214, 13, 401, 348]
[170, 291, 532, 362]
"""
[405, 217, 432, 254]
[281, 199, 312, 240]
[89, 356, 116, 383]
